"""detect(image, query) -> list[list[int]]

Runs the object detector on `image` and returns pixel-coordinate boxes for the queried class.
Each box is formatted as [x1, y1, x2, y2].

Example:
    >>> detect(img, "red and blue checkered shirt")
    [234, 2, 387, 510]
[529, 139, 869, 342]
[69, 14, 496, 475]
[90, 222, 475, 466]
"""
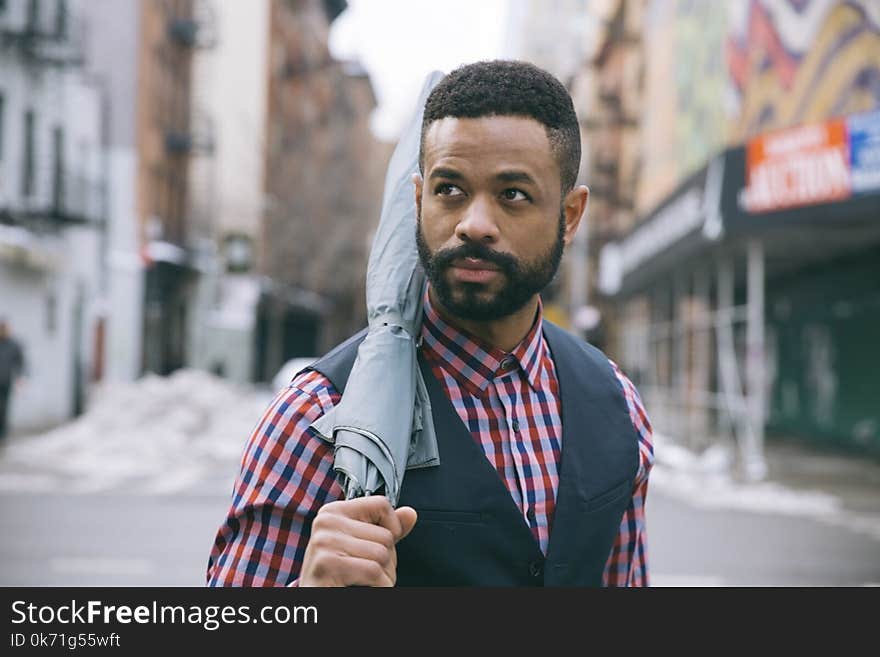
[208, 293, 654, 586]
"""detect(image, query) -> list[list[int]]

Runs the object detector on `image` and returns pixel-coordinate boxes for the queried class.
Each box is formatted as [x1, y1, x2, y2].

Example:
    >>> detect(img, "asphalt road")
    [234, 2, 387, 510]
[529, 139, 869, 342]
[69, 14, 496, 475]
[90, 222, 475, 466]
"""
[647, 493, 880, 586]
[0, 485, 230, 587]
[1, 484, 878, 587]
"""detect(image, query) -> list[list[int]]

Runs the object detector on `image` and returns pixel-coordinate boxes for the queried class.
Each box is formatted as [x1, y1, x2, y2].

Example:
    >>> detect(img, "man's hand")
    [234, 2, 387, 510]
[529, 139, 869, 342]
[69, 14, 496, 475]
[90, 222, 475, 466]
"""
[299, 496, 418, 587]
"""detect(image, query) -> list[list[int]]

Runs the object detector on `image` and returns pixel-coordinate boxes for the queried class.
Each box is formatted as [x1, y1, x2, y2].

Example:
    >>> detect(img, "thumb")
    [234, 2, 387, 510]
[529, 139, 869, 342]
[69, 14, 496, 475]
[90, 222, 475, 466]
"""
[394, 506, 418, 541]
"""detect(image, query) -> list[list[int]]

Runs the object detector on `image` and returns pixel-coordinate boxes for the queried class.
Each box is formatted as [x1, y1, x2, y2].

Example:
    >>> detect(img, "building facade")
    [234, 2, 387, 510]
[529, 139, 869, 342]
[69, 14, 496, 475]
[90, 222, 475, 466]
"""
[82, 0, 215, 380]
[0, 0, 105, 432]
[136, 0, 215, 376]
[255, 0, 385, 382]
[185, 0, 268, 384]
[597, 0, 880, 467]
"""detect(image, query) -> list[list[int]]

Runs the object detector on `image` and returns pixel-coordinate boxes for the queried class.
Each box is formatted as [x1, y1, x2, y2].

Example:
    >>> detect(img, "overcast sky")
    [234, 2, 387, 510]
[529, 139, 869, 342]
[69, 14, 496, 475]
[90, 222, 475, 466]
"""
[329, 0, 511, 141]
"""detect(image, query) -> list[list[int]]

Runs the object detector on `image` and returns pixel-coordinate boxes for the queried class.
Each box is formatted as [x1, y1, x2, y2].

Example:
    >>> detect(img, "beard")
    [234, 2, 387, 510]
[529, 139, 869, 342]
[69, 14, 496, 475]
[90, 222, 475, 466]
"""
[416, 211, 565, 322]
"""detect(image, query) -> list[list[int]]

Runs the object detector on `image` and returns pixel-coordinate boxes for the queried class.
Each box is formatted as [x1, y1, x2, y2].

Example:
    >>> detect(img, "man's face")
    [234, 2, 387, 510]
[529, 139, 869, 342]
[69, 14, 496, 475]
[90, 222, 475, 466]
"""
[415, 115, 577, 322]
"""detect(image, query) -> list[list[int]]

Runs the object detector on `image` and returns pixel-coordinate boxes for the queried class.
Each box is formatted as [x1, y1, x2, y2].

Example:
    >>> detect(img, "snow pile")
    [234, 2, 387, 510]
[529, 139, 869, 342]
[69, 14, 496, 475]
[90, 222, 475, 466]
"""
[0, 370, 274, 494]
[651, 433, 841, 516]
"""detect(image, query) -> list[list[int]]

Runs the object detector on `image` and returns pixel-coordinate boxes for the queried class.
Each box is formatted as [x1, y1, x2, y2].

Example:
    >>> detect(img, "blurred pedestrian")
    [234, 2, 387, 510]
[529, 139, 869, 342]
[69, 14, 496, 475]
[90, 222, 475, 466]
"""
[0, 318, 26, 440]
[208, 60, 654, 587]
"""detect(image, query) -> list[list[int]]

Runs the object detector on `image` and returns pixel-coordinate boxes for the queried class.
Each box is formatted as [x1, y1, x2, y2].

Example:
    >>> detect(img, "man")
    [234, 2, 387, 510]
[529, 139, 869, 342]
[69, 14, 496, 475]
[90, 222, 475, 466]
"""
[0, 318, 26, 441]
[208, 60, 654, 587]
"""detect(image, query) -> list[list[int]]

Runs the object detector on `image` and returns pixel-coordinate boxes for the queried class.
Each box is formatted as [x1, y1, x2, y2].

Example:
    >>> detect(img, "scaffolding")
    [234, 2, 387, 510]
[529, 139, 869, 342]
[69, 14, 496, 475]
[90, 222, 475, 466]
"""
[620, 240, 768, 480]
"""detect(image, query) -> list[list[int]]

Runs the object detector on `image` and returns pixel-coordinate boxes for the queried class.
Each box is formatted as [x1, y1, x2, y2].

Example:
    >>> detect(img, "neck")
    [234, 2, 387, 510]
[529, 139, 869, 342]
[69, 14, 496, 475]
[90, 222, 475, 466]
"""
[428, 287, 539, 353]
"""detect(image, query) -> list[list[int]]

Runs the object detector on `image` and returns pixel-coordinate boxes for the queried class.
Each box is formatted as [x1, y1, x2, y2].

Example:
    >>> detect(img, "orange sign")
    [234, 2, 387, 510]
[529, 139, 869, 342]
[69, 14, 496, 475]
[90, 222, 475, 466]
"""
[740, 118, 851, 213]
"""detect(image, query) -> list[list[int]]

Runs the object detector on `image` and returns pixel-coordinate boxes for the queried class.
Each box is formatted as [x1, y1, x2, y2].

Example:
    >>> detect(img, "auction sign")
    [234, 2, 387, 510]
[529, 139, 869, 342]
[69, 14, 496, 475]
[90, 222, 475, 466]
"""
[739, 109, 880, 214]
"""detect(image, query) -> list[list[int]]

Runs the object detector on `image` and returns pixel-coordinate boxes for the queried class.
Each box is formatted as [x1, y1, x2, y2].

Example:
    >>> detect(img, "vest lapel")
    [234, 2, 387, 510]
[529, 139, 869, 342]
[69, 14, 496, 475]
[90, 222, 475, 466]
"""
[408, 352, 542, 552]
[543, 323, 640, 582]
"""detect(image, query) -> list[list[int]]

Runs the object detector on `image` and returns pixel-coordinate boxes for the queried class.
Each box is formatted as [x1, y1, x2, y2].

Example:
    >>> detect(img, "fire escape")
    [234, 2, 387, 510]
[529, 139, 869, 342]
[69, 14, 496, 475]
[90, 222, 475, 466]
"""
[142, 0, 218, 376]
[0, 0, 103, 230]
[159, 0, 217, 248]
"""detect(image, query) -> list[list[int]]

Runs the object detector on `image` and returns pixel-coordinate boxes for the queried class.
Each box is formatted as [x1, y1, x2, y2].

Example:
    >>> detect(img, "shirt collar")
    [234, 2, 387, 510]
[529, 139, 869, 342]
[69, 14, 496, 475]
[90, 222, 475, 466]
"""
[420, 287, 547, 396]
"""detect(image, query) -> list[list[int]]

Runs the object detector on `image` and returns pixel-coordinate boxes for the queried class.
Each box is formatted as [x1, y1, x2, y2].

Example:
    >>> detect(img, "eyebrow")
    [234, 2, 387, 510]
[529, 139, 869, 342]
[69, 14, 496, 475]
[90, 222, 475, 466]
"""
[495, 170, 538, 186]
[428, 167, 465, 181]
[428, 168, 538, 186]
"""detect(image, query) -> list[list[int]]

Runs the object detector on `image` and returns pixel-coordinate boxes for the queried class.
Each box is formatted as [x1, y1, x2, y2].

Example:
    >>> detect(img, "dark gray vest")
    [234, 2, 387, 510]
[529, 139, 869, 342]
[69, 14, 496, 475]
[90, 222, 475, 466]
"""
[309, 321, 639, 586]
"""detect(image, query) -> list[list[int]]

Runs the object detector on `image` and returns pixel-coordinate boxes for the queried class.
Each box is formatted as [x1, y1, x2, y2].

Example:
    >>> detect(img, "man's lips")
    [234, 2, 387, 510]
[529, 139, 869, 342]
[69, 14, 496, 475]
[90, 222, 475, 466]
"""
[449, 258, 501, 283]
[451, 258, 501, 271]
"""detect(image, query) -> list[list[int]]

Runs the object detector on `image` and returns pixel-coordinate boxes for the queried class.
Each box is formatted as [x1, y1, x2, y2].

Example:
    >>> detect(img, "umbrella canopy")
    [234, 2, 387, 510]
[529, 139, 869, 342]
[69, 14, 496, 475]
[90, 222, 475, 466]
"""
[310, 71, 445, 506]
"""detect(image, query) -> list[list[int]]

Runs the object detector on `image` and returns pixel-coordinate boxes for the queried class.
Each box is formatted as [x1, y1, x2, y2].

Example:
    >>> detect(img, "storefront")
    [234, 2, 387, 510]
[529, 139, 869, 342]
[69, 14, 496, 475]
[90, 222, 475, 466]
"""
[142, 241, 199, 376]
[600, 109, 880, 467]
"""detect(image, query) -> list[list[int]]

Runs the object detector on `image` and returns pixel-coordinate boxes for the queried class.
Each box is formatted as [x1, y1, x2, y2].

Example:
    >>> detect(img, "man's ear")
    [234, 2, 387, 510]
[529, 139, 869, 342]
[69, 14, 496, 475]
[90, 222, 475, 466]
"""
[562, 185, 589, 246]
[412, 173, 424, 219]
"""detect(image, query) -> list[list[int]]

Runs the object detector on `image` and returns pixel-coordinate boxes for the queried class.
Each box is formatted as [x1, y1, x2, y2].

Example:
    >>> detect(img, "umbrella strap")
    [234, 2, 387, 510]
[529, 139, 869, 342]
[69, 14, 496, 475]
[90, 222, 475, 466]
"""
[371, 311, 418, 337]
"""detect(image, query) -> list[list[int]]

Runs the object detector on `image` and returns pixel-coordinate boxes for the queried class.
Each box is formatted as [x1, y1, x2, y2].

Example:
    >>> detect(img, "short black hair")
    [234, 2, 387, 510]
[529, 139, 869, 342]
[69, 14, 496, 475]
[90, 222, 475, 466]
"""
[420, 60, 581, 193]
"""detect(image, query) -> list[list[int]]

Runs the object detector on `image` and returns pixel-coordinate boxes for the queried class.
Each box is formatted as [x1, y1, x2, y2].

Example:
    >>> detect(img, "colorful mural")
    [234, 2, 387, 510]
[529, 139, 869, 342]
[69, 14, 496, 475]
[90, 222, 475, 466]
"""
[637, 0, 728, 214]
[637, 0, 880, 215]
[727, 0, 880, 141]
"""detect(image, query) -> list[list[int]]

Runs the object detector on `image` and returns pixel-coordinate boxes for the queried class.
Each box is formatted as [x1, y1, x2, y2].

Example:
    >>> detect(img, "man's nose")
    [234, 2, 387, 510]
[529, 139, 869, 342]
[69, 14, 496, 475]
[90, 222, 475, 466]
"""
[455, 195, 500, 244]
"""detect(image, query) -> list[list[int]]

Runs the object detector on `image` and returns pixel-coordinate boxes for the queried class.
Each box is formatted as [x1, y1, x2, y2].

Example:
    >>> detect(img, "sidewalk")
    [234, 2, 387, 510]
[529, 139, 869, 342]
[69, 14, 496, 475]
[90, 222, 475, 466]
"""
[763, 437, 880, 517]
[650, 433, 880, 544]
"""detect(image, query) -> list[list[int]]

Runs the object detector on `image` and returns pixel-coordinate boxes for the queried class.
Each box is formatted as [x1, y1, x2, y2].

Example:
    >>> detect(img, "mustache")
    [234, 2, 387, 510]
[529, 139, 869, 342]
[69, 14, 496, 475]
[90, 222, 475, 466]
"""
[430, 242, 519, 274]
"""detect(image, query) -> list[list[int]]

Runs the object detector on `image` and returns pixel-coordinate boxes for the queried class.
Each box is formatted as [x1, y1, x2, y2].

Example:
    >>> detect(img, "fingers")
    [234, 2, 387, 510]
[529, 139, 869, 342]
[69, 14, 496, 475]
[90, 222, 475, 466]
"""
[301, 553, 394, 588]
[309, 514, 395, 562]
[395, 507, 418, 541]
[300, 496, 419, 587]
[307, 530, 396, 585]
[320, 495, 405, 539]
[316, 499, 418, 545]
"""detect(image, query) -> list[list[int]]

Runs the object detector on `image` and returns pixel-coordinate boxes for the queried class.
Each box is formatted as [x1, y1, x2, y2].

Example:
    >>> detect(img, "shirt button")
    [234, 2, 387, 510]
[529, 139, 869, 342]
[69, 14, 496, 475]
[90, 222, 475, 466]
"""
[501, 357, 515, 371]
[526, 506, 536, 523]
[528, 561, 543, 578]
[512, 419, 520, 432]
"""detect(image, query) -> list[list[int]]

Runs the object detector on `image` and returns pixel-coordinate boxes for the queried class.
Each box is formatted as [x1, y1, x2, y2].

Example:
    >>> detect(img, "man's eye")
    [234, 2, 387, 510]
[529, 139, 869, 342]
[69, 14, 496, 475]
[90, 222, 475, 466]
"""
[435, 183, 463, 196]
[502, 188, 529, 202]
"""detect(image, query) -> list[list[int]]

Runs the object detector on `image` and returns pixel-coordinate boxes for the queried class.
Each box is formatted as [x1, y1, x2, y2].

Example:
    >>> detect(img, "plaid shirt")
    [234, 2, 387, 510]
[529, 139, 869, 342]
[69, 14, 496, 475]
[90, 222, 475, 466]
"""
[207, 294, 654, 587]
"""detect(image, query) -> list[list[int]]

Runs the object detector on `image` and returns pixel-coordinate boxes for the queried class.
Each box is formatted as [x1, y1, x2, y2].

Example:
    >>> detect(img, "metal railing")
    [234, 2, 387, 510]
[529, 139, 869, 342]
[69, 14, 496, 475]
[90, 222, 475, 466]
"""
[618, 249, 770, 482]
[7, 170, 104, 225]
[49, 171, 104, 223]
[0, 8, 86, 67]
[166, 0, 217, 49]
[165, 111, 215, 156]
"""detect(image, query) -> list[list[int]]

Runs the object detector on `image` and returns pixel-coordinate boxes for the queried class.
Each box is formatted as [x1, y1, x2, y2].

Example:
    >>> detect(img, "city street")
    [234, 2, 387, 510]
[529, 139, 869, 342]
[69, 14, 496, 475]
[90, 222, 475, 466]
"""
[1, 371, 877, 587]
[0, 0, 877, 597]
[1, 476, 878, 587]
[0, 486, 229, 587]
[648, 492, 880, 586]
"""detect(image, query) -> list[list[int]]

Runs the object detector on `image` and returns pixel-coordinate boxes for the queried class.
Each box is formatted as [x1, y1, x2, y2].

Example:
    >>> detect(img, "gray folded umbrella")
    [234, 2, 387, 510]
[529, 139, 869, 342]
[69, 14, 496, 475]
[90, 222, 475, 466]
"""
[310, 71, 445, 506]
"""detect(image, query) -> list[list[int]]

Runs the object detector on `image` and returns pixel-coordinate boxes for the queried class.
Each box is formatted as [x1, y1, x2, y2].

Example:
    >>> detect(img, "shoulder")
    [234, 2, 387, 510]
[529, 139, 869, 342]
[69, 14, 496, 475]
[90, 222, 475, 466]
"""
[246, 369, 341, 460]
[273, 327, 368, 408]
[264, 323, 373, 420]
[272, 368, 341, 422]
